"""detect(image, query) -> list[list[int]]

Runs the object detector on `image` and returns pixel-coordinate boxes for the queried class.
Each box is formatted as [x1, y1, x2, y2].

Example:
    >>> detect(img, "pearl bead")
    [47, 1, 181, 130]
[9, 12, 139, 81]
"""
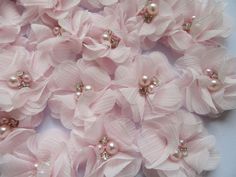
[84, 85, 92, 92]
[102, 33, 110, 42]
[147, 84, 155, 94]
[204, 68, 214, 77]
[140, 75, 151, 87]
[96, 143, 105, 153]
[208, 79, 221, 92]
[147, 2, 158, 16]
[22, 74, 32, 83]
[169, 150, 182, 162]
[75, 91, 82, 98]
[8, 76, 20, 88]
[0, 125, 11, 139]
[106, 140, 119, 155]
[53, 26, 61, 36]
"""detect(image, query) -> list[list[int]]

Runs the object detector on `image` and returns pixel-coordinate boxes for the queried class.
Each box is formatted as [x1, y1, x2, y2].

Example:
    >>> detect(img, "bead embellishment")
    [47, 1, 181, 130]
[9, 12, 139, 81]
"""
[138, 1, 159, 23]
[75, 82, 93, 100]
[139, 75, 159, 96]
[52, 26, 64, 36]
[182, 16, 196, 33]
[96, 136, 119, 161]
[7, 71, 32, 89]
[0, 117, 19, 139]
[204, 68, 222, 92]
[169, 140, 188, 162]
[101, 30, 120, 49]
[33, 162, 51, 177]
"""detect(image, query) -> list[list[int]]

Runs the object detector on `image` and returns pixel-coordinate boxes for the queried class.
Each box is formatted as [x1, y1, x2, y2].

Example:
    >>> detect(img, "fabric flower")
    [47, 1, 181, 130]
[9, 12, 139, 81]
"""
[17, 0, 81, 20]
[0, 45, 52, 118]
[0, 129, 73, 177]
[0, 111, 35, 154]
[82, 12, 138, 66]
[138, 110, 220, 177]
[175, 45, 236, 116]
[165, 0, 231, 52]
[114, 51, 183, 122]
[68, 115, 142, 177]
[48, 60, 116, 129]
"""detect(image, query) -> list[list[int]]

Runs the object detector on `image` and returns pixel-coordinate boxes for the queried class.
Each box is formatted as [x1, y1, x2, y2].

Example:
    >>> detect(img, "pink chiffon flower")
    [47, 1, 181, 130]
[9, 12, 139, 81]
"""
[135, 0, 174, 49]
[175, 45, 236, 116]
[82, 12, 138, 65]
[138, 110, 219, 177]
[0, 129, 73, 177]
[17, 0, 81, 20]
[114, 51, 183, 122]
[68, 115, 142, 177]
[0, 111, 35, 154]
[48, 60, 116, 129]
[164, 0, 232, 52]
[0, 45, 52, 118]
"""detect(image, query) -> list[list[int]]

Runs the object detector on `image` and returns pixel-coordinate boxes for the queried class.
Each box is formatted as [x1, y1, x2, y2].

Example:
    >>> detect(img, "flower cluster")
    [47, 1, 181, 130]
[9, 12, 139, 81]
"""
[0, 0, 235, 177]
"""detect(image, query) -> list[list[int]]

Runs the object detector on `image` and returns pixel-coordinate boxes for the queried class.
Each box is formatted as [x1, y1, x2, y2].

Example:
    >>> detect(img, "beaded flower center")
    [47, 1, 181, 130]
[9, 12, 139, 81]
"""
[170, 140, 188, 161]
[204, 68, 222, 92]
[52, 26, 64, 36]
[182, 16, 196, 33]
[74, 82, 93, 100]
[0, 117, 19, 139]
[139, 75, 159, 96]
[7, 71, 32, 89]
[138, 1, 159, 23]
[96, 136, 119, 161]
[101, 30, 120, 49]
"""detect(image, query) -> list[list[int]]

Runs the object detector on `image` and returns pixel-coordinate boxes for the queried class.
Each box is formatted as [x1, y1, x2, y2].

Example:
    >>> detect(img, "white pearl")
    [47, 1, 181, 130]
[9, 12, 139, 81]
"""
[8, 76, 20, 88]
[139, 75, 151, 86]
[204, 68, 214, 77]
[102, 33, 110, 42]
[208, 79, 221, 92]
[106, 140, 119, 155]
[84, 85, 92, 92]
[22, 74, 32, 83]
[147, 2, 158, 16]
[0, 125, 11, 139]
[147, 84, 155, 94]
[169, 150, 182, 162]
[96, 143, 105, 153]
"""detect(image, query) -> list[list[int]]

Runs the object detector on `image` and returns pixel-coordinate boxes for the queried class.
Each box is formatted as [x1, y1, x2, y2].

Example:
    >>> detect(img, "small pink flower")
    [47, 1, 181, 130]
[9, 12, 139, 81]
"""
[0, 129, 73, 177]
[114, 52, 183, 122]
[165, 0, 231, 52]
[0, 45, 52, 119]
[68, 115, 142, 177]
[0, 111, 35, 154]
[175, 45, 236, 116]
[82, 12, 137, 65]
[138, 110, 219, 177]
[18, 0, 81, 20]
[48, 60, 116, 129]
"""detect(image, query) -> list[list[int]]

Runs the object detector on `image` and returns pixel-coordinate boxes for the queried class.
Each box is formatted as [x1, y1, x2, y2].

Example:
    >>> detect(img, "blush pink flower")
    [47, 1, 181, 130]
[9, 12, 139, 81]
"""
[164, 0, 232, 52]
[48, 60, 116, 129]
[17, 0, 81, 20]
[82, 12, 137, 65]
[68, 115, 142, 177]
[0, 45, 52, 118]
[0, 129, 73, 177]
[0, 111, 35, 154]
[175, 45, 236, 116]
[138, 110, 219, 177]
[135, 0, 174, 49]
[114, 52, 183, 122]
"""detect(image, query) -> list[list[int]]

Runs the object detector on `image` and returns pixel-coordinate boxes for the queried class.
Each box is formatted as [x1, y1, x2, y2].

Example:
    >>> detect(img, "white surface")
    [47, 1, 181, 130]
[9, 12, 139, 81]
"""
[38, 1, 236, 176]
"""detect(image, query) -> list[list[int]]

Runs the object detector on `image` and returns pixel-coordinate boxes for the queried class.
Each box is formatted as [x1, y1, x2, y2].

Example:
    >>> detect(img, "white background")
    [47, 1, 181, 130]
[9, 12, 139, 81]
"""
[38, 1, 236, 177]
